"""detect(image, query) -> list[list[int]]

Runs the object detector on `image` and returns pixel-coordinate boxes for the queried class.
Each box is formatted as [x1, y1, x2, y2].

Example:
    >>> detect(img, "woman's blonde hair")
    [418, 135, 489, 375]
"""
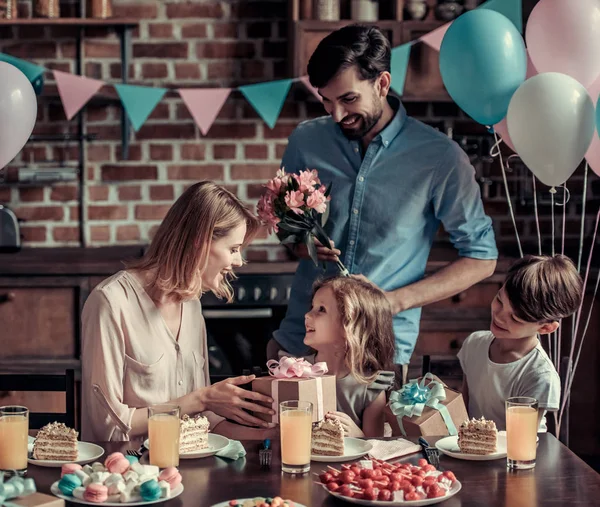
[312, 276, 395, 384]
[128, 181, 260, 302]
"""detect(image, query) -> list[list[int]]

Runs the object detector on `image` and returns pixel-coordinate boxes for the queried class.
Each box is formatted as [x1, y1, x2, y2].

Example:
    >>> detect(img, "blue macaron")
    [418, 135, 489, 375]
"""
[125, 455, 139, 465]
[139, 479, 162, 502]
[58, 473, 82, 496]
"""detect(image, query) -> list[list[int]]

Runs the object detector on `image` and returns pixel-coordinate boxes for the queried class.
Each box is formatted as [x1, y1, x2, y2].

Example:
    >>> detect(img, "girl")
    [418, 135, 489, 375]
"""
[81, 181, 276, 441]
[304, 276, 396, 437]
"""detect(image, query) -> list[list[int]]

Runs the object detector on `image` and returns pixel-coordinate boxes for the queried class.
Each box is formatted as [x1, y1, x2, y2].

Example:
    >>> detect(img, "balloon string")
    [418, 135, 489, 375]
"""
[532, 175, 542, 255]
[492, 131, 523, 258]
[556, 183, 568, 373]
[551, 191, 555, 257]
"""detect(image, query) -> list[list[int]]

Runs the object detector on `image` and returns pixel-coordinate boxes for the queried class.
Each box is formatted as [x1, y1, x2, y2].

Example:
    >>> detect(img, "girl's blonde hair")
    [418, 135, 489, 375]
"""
[128, 181, 259, 302]
[313, 276, 395, 384]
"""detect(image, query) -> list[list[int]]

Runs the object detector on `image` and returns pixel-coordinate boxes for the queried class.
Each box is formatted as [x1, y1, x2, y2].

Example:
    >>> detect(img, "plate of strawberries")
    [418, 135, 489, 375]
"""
[317, 458, 461, 506]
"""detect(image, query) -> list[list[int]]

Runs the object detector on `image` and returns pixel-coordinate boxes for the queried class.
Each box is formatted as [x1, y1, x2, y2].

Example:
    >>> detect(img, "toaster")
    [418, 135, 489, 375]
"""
[0, 204, 21, 253]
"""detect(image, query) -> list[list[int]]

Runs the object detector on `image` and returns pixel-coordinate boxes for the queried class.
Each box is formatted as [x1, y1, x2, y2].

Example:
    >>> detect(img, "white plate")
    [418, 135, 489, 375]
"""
[29, 441, 105, 467]
[144, 433, 230, 459]
[211, 501, 307, 507]
[51, 481, 183, 506]
[435, 431, 539, 461]
[311, 437, 373, 462]
[321, 480, 462, 506]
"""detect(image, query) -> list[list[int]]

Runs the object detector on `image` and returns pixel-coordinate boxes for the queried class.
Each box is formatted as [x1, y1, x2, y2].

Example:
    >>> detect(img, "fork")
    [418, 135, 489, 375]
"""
[126, 443, 147, 459]
[418, 437, 440, 468]
[258, 439, 272, 468]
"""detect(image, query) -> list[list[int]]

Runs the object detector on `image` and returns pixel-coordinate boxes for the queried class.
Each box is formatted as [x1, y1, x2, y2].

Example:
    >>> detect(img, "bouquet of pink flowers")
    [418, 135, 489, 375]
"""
[257, 168, 348, 275]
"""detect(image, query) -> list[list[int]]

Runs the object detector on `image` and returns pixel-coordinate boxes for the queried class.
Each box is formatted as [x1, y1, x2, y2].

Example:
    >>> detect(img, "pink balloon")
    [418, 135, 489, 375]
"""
[585, 76, 600, 176]
[493, 53, 537, 152]
[526, 0, 600, 87]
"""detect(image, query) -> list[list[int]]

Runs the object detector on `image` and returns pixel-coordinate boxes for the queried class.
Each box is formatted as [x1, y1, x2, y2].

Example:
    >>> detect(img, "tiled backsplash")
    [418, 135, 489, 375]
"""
[0, 0, 597, 260]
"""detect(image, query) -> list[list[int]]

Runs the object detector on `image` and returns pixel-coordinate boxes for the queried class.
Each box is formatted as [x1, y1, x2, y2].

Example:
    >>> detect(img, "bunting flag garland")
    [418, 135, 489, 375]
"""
[54, 71, 105, 120]
[239, 79, 293, 129]
[0, 0, 522, 134]
[390, 44, 412, 96]
[114, 84, 167, 132]
[178, 88, 231, 135]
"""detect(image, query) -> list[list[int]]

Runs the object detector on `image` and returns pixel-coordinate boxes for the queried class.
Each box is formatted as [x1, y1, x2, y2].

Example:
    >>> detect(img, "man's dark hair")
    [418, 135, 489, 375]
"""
[307, 24, 391, 89]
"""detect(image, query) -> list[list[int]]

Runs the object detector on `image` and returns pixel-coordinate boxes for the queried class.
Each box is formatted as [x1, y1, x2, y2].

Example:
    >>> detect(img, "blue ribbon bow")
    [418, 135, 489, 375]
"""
[388, 373, 458, 437]
[0, 475, 36, 507]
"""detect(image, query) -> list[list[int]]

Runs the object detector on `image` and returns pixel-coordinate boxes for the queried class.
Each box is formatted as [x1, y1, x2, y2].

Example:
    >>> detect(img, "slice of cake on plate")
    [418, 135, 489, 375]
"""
[179, 414, 209, 454]
[457, 417, 498, 455]
[32, 422, 78, 461]
[311, 418, 344, 456]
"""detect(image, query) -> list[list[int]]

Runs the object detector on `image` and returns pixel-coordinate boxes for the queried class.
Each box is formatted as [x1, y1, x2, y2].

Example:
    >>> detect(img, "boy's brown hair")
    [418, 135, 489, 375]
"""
[504, 254, 583, 323]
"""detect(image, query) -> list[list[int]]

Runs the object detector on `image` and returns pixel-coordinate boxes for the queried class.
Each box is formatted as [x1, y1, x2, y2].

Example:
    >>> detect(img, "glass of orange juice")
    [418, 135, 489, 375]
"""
[280, 400, 312, 474]
[0, 406, 29, 476]
[148, 404, 180, 468]
[506, 396, 538, 469]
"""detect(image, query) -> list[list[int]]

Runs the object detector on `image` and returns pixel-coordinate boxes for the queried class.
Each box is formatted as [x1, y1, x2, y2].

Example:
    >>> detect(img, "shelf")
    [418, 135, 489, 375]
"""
[0, 17, 138, 27]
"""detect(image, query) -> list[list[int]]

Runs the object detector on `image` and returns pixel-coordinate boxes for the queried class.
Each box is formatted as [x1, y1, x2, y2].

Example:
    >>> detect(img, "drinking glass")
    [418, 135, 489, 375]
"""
[148, 404, 180, 468]
[280, 400, 312, 474]
[506, 396, 538, 469]
[0, 406, 29, 476]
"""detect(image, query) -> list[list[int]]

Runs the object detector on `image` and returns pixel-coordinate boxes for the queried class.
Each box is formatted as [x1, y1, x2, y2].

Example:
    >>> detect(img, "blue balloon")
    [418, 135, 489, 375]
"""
[439, 9, 527, 126]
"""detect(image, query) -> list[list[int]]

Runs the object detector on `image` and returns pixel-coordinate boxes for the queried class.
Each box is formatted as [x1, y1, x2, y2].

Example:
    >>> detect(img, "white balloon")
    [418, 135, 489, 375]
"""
[507, 72, 595, 187]
[0, 62, 37, 170]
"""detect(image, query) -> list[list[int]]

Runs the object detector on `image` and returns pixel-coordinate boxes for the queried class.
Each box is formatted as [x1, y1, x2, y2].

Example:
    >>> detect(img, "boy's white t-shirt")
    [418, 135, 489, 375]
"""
[457, 330, 561, 432]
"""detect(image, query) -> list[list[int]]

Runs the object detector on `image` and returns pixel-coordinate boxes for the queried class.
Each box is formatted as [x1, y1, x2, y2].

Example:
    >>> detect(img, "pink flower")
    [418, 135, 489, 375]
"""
[306, 191, 328, 213]
[285, 190, 305, 215]
[295, 169, 320, 193]
[257, 193, 279, 233]
[265, 177, 284, 195]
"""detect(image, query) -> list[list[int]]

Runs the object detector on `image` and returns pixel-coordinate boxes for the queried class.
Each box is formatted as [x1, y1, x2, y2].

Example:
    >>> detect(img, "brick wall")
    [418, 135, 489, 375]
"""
[0, 0, 598, 260]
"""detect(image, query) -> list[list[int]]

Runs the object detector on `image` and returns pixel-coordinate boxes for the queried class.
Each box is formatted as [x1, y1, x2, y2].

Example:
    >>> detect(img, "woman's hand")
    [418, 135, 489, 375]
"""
[201, 375, 276, 428]
[326, 411, 364, 438]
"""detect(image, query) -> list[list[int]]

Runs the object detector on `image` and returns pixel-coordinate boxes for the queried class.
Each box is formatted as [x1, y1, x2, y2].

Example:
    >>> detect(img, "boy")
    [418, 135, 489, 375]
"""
[458, 254, 583, 431]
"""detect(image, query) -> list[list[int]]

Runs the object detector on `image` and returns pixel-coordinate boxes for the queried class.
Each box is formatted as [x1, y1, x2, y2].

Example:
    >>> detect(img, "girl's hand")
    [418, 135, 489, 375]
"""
[202, 375, 276, 428]
[326, 411, 364, 438]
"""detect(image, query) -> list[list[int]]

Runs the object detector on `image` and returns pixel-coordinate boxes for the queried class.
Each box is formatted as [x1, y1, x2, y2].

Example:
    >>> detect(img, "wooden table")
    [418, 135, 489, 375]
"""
[27, 434, 600, 507]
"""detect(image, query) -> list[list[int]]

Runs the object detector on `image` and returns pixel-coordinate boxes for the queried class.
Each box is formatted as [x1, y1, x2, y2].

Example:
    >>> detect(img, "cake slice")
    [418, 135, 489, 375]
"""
[179, 414, 209, 454]
[32, 422, 78, 461]
[458, 417, 498, 455]
[311, 418, 345, 456]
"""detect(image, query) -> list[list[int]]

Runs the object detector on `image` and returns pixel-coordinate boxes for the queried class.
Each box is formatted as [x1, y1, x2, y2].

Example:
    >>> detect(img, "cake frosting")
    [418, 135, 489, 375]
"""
[311, 418, 344, 456]
[179, 414, 209, 454]
[33, 422, 78, 461]
[457, 417, 498, 455]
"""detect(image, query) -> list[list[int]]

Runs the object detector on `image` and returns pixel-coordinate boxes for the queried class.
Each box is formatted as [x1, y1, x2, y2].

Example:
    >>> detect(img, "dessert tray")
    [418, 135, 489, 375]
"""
[28, 436, 105, 467]
[143, 433, 229, 459]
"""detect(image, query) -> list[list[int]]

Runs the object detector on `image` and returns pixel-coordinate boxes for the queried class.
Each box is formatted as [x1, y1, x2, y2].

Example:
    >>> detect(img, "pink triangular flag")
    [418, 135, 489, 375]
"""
[54, 70, 104, 121]
[299, 76, 322, 102]
[420, 22, 451, 52]
[178, 88, 231, 136]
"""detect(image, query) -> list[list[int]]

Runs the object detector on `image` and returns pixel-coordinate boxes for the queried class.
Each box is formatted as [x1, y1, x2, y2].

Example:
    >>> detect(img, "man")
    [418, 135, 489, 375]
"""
[268, 25, 497, 385]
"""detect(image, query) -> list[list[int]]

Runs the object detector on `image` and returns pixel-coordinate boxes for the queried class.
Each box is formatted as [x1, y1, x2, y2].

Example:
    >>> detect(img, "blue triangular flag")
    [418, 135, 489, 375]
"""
[114, 84, 167, 132]
[390, 43, 412, 96]
[480, 0, 522, 34]
[0, 53, 46, 94]
[239, 79, 293, 129]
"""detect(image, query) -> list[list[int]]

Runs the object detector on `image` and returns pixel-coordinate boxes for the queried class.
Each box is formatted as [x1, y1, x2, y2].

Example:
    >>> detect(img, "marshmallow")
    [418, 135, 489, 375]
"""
[158, 480, 171, 499]
[119, 491, 131, 503]
[82, 465, 93, 475]
[130, 462, 145, 475]
[137, 474, 156, 485]
[143, 465, 160, 477]
[81, 476, 92, 487]
[107, 482, 126, 496]
[107, 494, 120, 503]
[104, 474, 124, 487]
[74, 470, 88, 483]
[90, 471, 110, 484]
[91, 462, 106, 473]
[72, 487, 86, 500]
[123, 470, 139, 483]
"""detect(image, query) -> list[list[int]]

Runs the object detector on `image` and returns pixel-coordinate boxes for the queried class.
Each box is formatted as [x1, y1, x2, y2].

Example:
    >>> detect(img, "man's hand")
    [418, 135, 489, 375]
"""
[325, 411, 364, 438]
[290, 239, 340, 262]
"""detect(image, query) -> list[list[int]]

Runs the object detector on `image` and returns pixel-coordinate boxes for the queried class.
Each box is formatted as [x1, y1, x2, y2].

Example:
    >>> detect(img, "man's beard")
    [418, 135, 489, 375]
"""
[338, 107, 383, 140]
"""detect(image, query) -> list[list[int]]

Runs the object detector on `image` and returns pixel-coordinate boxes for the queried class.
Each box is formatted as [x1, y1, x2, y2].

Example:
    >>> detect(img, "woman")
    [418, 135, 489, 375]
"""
[81, 181, 276, 441]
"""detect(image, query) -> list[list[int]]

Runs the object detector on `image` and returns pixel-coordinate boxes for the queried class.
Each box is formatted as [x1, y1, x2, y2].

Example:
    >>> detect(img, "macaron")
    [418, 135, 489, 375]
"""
[139, 479, 162, 502]
[58, 474, 82, 496]
[158, 467, 182, 489]
[61, 463, 83, 478]
[104, 452, 130, 475]
[83, 483, 108, 503]
[125, 455, 138, 465]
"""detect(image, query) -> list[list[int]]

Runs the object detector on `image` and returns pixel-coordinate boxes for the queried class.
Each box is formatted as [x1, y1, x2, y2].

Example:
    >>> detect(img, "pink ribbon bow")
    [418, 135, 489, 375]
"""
[266, 356, 328, 379]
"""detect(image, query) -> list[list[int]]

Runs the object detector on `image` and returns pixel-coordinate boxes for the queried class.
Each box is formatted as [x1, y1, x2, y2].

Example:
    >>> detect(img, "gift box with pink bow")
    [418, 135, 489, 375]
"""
[251, 356, 337, 424]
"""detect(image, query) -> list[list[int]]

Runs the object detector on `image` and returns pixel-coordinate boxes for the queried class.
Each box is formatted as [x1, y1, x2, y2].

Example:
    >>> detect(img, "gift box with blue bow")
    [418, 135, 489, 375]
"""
[385, 373, 468, 437]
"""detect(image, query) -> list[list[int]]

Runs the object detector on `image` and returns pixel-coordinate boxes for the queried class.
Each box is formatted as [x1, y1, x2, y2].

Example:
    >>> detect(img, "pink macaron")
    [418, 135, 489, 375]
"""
[83, 484, 108, 503]
[61, 463, 82, 477]
[158, 466, 182, 488]
[104, 452, 130, 474]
